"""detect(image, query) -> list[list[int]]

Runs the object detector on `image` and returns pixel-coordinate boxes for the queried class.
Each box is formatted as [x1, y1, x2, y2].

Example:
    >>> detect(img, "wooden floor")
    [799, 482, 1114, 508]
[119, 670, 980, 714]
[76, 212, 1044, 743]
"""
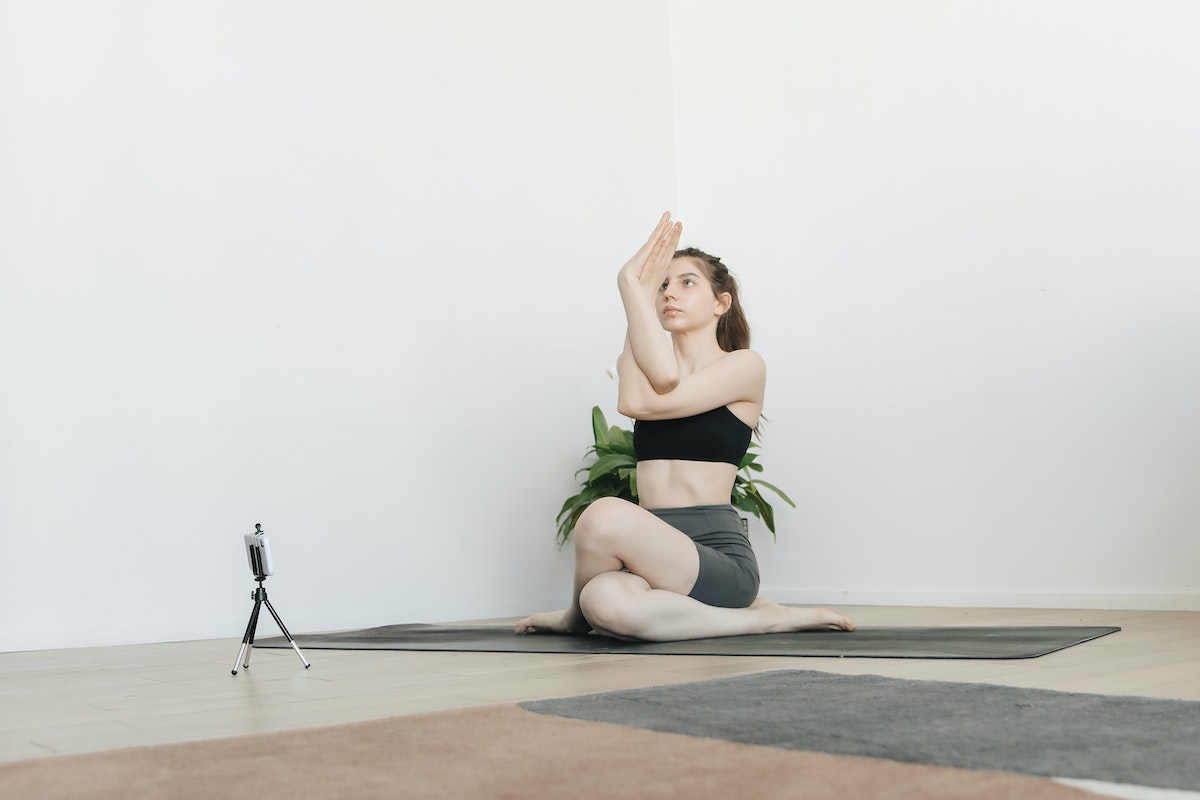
[2, 605, 1198, 765]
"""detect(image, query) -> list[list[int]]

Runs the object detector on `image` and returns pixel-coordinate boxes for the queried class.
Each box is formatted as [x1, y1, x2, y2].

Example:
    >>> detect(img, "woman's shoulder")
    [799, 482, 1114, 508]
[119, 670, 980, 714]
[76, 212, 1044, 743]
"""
[711, 349, 765, 404]
[716, 348, 766, 376]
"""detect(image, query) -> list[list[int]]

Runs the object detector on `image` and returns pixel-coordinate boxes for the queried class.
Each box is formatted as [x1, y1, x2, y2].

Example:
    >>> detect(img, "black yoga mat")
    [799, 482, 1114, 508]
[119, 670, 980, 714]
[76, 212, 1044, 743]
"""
[256, 623, 1119, 659]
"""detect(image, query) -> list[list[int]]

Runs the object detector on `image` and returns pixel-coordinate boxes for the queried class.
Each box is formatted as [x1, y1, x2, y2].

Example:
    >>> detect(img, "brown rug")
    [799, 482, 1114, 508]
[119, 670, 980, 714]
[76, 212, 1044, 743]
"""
[0, 704, 1107, 800]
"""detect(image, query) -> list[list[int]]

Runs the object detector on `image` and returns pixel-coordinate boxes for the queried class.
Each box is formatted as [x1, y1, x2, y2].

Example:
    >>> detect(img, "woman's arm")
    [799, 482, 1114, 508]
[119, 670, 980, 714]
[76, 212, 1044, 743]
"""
[617, 214, 682, 392]
[618, 348, 765, 421]
[613, 213, 766, 420]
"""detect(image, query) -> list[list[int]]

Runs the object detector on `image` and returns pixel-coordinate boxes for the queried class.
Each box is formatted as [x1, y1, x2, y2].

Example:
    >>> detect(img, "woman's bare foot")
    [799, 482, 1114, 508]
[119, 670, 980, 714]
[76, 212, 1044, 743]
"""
[513, 608, 592, 636]
[751, 599, 855, 633]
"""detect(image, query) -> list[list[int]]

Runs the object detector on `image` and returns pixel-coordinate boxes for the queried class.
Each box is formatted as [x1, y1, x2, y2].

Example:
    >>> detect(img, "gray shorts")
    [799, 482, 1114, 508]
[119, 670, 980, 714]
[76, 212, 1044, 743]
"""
[647, 504, 760, 609]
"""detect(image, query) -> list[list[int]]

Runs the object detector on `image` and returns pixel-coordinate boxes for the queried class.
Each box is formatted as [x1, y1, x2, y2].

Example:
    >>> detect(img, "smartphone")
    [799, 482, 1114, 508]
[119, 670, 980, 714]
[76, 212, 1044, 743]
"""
[244, 531, 275, 578]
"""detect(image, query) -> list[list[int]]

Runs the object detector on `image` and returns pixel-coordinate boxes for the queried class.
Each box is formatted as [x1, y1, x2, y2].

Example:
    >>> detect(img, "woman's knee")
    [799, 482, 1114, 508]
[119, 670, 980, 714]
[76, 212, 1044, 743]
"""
[574, 497, 636, 551]
[579, 573, 648, 640]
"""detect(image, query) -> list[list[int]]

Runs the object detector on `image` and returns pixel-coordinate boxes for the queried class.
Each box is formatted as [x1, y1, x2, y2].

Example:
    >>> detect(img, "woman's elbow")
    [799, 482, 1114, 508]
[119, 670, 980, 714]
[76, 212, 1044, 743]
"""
[649, 376, 679, 395]
[619, 394, 671, 419]
[617, 394, 655, 419]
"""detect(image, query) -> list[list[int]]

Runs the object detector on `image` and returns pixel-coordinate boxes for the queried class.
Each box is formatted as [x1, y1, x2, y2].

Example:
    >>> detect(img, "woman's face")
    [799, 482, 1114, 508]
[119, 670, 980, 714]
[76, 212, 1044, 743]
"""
[657, 257, 730, 332]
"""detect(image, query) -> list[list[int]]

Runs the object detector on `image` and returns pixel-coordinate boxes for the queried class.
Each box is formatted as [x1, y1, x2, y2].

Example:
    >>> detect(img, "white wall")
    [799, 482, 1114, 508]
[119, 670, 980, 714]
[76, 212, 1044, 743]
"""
[0, 0, 677, 651]
[671, 1, 1200, 610]
[3, 2, 1198, 653]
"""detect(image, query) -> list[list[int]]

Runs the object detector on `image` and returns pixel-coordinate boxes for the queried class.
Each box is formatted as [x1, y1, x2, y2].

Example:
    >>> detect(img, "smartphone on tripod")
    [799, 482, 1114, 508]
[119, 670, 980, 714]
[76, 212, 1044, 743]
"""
[244, 525, 274, 579]
[232, 523, 309, 675]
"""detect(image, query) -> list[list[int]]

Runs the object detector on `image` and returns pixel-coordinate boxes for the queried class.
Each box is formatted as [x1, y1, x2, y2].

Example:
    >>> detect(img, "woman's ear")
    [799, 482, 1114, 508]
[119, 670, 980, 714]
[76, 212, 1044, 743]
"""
[714, 291, 732, 317]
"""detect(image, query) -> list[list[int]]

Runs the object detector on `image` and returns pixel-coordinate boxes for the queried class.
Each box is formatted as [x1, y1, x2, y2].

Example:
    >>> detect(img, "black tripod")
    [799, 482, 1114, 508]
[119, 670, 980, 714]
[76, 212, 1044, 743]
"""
[232, 525, 310, 675]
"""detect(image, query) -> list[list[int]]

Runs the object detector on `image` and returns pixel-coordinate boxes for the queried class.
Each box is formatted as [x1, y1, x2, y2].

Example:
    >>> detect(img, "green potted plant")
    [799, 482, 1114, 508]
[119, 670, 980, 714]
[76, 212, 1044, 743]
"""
[556, 406, 795, 544]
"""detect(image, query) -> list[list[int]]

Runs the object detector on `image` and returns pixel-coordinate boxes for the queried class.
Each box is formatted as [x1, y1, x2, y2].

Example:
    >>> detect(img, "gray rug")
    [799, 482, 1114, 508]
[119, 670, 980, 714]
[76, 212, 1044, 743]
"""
[521, 669, 1200, 791]
[257, 623, 1119, 659]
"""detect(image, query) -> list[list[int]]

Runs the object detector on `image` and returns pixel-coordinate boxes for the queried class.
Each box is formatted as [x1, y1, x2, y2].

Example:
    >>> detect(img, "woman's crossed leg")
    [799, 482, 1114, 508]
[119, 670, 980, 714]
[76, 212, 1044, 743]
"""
[514, 497, 853, 641]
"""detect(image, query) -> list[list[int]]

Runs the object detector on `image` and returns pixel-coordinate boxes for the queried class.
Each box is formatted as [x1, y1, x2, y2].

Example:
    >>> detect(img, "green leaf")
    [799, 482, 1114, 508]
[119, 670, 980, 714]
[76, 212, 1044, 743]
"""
[556, 500, 588, 543]
[588, 453, 636, 482]
[575, 484, 611, 504]
[581, 478, 620, 501]
[556, 493, 585, 520]
[743, 484, 774, 533]
[731, 493, 757, 514]
[610, 427, 636, 456]
[753, 479, 796, 507]
[591, 406, 609, 448]
[760, 499, 776, 534]
[557, 507, 586, 544]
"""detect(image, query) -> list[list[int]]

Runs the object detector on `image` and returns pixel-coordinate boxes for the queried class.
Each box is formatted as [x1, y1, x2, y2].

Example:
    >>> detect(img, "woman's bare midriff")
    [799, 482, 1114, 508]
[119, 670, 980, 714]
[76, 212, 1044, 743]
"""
[635, 460, 739, 509]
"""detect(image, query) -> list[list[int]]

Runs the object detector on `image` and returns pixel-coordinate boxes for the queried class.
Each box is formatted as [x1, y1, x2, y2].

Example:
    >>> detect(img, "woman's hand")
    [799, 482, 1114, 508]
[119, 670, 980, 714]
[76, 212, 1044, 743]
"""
[618, 212, 683, 301]
[617, 213, 684, 393]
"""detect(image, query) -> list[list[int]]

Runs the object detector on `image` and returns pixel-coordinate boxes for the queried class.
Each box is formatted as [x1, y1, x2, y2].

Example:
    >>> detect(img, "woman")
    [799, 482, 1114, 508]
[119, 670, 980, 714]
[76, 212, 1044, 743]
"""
[516, 213, 854, 641]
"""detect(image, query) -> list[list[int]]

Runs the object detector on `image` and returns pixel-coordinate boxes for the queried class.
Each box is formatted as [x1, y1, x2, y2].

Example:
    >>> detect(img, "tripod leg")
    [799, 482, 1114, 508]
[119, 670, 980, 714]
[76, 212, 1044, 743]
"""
[231, 595, 264, 675]
[262, 597, 311, 669]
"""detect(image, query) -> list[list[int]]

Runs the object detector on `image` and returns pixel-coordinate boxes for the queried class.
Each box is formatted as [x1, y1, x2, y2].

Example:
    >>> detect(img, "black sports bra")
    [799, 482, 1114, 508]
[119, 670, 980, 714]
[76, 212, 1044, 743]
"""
[633, 406, 752, 466]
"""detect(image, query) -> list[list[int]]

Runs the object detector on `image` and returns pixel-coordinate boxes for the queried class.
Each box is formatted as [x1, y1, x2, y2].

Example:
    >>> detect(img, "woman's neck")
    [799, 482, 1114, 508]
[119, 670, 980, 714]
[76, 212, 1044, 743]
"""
[670, 329, 725, 376]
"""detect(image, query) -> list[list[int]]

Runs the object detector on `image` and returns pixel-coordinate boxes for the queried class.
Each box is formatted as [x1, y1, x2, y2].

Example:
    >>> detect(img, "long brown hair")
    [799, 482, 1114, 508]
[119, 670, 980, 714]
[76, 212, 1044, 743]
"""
[673, 247, 750, 352]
